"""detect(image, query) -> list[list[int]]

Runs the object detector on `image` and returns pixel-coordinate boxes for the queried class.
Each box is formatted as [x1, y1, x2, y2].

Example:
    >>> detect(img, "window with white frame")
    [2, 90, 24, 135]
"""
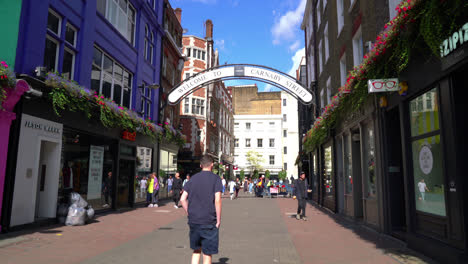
[269, 138, 275, 147]
[44, 9, 78, 80]
[257, 138, 263, 148]
[324, 23, 329, 61]
[340, 53, 347, 87]
[246, 122, 251, 130]
[352, 27, 364, 66]
[144, 25, 154, 63]
[190, 97, 205, 115]
[91, 46, 132, 108]
[284, 146, 287, 154]
[283, 114, 287, 122]
[337, 0, 344, 36]
[97, 0, 136, 45]
[140, 84, 153, 119]
[184, 98, 189, 114]
[283, 98, 287, 106]
[284, 163, 287, 170]
[283, 129, 287, 137]
[235, 138, 239, 147]
[269, 155, 275, 165]
[317, 0, 321, 26]
[186, 48, 191, 57]
[196, 130, 201, 142]
[326, 77, 332, 105]
[245, 138, 251, 147]
[318, 40, 323, 74]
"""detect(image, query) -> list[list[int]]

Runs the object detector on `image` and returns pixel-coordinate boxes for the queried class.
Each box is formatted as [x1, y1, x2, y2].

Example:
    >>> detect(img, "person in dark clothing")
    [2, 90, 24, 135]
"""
[171, 172, 183, 208]
[103, 171, 112, 208]
[293, 172, 310, 221]
[180, 154, 223, 264]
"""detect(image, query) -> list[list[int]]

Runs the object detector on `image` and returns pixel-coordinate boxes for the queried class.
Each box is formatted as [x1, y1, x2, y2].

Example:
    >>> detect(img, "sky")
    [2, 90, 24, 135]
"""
[171, 0, 306, 92]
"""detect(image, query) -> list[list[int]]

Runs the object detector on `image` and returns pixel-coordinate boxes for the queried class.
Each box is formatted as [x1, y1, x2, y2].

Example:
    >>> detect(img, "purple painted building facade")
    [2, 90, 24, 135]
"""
[1, 0, 165, 231]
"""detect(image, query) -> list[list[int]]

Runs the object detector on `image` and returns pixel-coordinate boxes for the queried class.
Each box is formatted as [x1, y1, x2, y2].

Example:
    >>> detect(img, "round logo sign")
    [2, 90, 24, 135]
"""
[419, 145, 433, 175]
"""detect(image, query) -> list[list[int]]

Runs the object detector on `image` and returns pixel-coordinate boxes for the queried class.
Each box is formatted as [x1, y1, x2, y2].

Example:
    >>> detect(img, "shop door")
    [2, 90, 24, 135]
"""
[35, 140, 60, 219]
[385, 107, 406, 238]
[117, 159, 135, 208]
[351, 130, 363, 218]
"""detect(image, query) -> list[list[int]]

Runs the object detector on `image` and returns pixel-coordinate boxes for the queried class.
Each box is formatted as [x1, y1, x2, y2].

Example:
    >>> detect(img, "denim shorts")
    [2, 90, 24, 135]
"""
[189, 224, 219, 255]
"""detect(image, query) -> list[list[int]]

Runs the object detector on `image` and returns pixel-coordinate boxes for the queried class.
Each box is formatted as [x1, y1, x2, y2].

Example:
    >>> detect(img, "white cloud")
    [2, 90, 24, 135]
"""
[215, 39, 225, 50]
[287, 47, 305, 77]
[263, 84, 273, 92]
[192, 0, 217, 4]
[288, 40, 301, 52]
[271, 0, 306, 45]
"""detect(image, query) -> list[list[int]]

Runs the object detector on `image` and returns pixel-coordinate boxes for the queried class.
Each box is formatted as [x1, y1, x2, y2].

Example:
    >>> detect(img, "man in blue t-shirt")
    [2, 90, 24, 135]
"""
[180, 154, 223, 264]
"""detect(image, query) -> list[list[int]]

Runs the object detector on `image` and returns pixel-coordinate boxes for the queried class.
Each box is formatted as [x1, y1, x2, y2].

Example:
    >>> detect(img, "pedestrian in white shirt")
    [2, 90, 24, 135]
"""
[221, 177, 227, 195]
[228, 180, 236, 200]
[418, 179, 430, 201]
[140, 177, 147, 198]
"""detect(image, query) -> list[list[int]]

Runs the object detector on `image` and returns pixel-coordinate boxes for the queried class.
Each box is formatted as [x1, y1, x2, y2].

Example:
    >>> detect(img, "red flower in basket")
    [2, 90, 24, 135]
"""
[282, 185, 285, 188]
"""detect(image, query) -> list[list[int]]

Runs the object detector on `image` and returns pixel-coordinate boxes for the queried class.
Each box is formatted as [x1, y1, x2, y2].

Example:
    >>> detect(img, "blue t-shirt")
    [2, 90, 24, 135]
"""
[183, 171, 223, 225]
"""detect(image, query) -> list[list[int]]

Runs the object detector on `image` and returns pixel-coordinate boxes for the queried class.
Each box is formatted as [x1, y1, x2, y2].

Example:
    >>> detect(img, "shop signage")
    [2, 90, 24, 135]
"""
[167, 64, 313, 104]
[87, 145, 104, 200]
[419, 144, 433, 175]
[122, 130, 136, 141]
[24, 120, 61, 134]
[367, 78, 399, 93]
[440, 22, 468, 58]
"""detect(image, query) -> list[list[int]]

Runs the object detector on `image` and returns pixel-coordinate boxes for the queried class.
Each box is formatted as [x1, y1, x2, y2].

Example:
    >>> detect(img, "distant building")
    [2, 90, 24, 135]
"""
[231, 84, 298, 179]
[178, 20, 234, 175]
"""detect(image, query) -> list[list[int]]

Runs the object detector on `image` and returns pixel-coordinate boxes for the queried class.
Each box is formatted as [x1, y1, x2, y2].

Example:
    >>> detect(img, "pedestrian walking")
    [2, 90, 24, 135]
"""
[151, 172, 160, 207]
[418, 179, 430, 201]
[147, 174, 154, 207]
[167, 175, 173, 194]
[249, 180, 254, 194]
[180, 154, 223, 264]
[228, 179, 236, 200]
[293, 172, 310, 221]
[235, 178, 241, 198]
[171, 172, 183, 208]
[139, 176, 147, 199]
[183, 174, 191, 187]
[243, 179, 248, 192]
[221, 176, 226, 195]
[102, 171, 112, 208]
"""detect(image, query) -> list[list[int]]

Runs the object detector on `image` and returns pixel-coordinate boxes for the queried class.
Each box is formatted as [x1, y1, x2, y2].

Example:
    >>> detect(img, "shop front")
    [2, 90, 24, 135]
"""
[382, 45, 468, 263]
[159, 142, 179, 198]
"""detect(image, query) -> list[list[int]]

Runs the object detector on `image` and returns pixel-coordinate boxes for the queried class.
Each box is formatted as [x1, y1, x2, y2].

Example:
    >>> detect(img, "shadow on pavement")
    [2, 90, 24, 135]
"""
[213, 257, 230, 264]
[304, 200, 438, 264]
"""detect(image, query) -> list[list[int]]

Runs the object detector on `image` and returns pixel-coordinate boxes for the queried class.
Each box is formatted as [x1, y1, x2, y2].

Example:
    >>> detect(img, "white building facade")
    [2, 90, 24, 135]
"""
[233, 115, 284, 177]
[281, 91, 299, 180]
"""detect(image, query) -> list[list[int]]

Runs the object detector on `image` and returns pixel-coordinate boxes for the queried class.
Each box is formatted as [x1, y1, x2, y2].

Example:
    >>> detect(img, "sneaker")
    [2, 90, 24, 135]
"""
[174, 205, 179, 209]
[153, 204, 158, 207]
[102, 204, 109, 208]
[148, 204, 153, 208]
[302, 217, 307, 221]
[296, 214, 301, 220]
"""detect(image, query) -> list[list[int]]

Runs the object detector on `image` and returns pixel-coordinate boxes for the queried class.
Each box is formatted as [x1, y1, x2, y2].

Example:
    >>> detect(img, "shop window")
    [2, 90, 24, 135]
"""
[257, 138, 263, 148]
[269, 138, 275, 147]
[344, 134, 352, 194]
[44, 9, 78, 80]
[363, 123, 376, 197]
[324, 145, 333, 196]
[91, 46, 132, 108]
[60, 129, 115, 210]
[97, 0, 136, 45]
[409, 88, 445, 216]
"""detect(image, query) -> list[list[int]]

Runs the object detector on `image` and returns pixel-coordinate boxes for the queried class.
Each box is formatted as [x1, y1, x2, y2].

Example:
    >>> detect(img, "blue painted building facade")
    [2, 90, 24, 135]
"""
[1, 0, 166, 231]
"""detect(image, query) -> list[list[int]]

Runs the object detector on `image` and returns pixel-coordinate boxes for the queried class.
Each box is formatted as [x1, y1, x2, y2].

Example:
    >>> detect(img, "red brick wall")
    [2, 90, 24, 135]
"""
[193, 38, 206, 49]
[193, 60, 206, 69]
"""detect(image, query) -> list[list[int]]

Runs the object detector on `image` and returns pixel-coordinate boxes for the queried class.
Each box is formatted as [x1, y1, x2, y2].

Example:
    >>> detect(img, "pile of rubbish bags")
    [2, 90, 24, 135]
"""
[57, 192, 95, 226]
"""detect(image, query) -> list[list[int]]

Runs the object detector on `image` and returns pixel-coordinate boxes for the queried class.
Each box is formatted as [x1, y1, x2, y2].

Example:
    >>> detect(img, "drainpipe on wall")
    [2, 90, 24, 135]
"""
[0, 80, 29, 232]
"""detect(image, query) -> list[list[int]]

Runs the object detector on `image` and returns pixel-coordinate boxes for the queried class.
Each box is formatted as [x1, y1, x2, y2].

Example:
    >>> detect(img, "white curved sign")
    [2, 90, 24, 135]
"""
[167, 65, 313, 105]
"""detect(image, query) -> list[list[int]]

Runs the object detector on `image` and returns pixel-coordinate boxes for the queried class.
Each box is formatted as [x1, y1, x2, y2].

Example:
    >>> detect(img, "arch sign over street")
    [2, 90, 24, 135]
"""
[167, 64, 313, 105]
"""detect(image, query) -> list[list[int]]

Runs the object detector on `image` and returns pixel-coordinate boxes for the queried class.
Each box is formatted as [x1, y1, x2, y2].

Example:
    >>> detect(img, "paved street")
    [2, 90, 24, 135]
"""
[0, 194, 435, 264]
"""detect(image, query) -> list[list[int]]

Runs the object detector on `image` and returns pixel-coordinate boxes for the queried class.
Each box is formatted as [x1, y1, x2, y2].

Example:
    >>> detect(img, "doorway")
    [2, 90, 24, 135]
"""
[351, 129, 363, 218]
[117, 159, 135, 208]
[386, 107, 407, 238]
[35, 140, 60, 220]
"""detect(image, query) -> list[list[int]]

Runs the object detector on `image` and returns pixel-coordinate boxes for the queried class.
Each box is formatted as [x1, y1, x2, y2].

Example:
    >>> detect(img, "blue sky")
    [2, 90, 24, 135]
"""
[171, 0, 306, 91]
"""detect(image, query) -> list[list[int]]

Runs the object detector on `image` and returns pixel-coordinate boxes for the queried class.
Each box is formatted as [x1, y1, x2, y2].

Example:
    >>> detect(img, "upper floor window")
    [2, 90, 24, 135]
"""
[44, 9, 78, 80]
[246, 122, 251, 130]
[245, 138, 251, 148]
[324, 23, 329, 61]
[257, 138, 263, 148]
[283, 114, 287, 122]
[269, 155, 275, 165]
[340, 53, 347, 87]
[283, 99, 287, 106]
[284, 146, 287, 154]
[144, 25, 154, 63]
[269, 138, 275, 147]
[316, 0, 321, 26]
[235, 138, 239, 147]
[184, 98, 190, 114]
[91, 46, 132, 108]
[140, 83, 153, 119]
[353, 27, 364, 66]
[337, 0, 344, 36]
[97, 0, 136, 45]
[283, 130, 287, 137]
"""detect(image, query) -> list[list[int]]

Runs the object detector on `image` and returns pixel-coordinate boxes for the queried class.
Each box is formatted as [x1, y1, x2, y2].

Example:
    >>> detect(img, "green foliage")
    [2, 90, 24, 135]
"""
[278, 170, 287, 180]
[240, 169, 245, 180]
[246, 150, 264, 174]
[265, 170, 270, 179]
